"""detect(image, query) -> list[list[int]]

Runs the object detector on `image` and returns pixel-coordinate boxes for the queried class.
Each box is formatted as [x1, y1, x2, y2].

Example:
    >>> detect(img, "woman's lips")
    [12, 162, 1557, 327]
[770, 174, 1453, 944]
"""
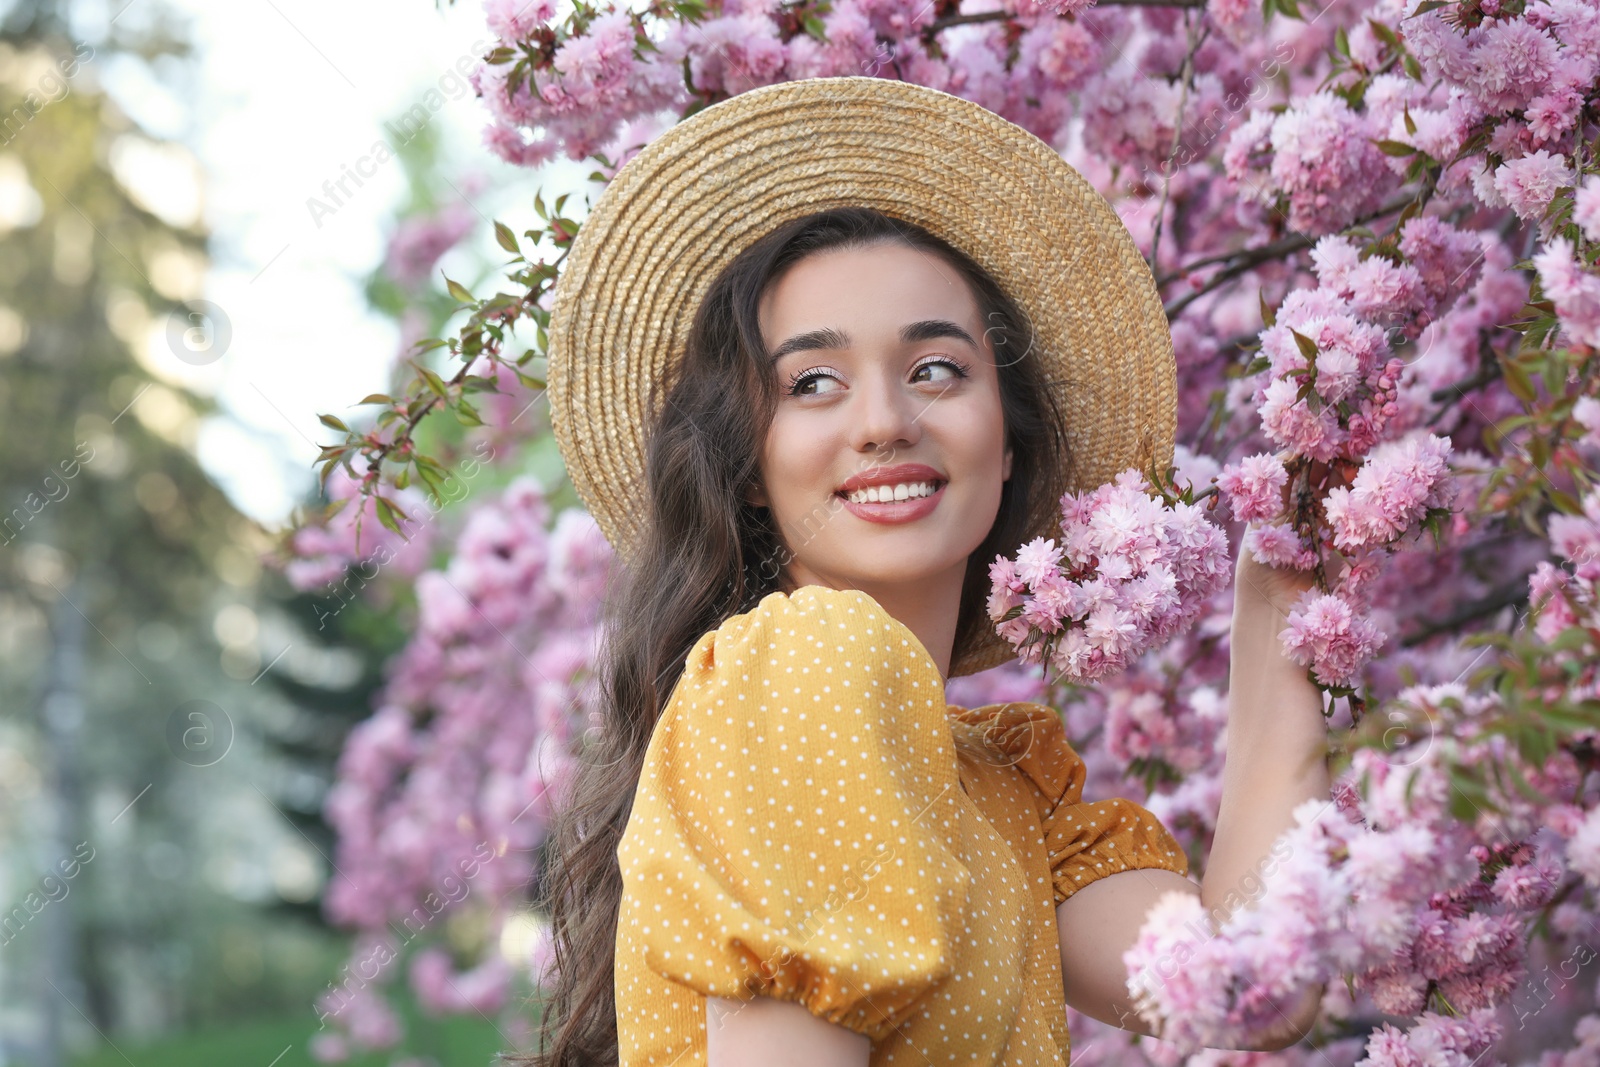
[834, 481, 946, 525]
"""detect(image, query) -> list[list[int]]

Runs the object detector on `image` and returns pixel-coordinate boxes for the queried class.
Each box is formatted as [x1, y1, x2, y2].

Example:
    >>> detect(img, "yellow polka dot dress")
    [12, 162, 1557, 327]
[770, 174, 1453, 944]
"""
[614, 585, 1190, 1065]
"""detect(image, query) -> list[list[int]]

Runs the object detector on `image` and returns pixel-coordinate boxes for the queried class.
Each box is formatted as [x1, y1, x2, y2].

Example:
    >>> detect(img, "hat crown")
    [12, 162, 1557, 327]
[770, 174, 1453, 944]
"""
[547, 76, 1176, 677]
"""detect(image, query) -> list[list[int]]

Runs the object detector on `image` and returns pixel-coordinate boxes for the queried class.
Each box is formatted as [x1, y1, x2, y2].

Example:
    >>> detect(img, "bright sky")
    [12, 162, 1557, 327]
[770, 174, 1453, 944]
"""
[68, 0, 590, 527]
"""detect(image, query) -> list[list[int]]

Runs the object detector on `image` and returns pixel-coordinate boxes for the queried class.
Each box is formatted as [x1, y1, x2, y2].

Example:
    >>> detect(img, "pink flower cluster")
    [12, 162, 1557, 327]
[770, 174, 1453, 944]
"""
[281, 463, 437, 595]
[1220, 432, 1455, 689]
[473, 8, 688, 166]
[987, 469, 1231, 682]
[1280, 588, 1389, 687]
[1215, 451, 1287, 522]
[1532, 236, 1600, 351]
[1356, 1009, 1503, 1067]
[1252, 287, 1407, 464]
[1527, 486, 1600, 702]
[1214, 204, 1472, 693]
[1403, 0, 1600, 139]
[1223, 90, 1400, 236]
[1577, 175, 1600, 241]
[1397, 0, 1600, 350]
[1324, 431, 1456, 551]
[384, 197, 479, 291]
[1124, 673, 1580, 1059]
[314, 476, 613, 1056]
[1308, 216, 1487, 342]
[1122, 796, 1481, 1053]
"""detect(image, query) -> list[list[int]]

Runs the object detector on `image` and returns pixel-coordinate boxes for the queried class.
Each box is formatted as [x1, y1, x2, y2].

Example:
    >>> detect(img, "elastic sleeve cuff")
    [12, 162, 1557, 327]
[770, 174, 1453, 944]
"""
[1047, 796, 1191, 906]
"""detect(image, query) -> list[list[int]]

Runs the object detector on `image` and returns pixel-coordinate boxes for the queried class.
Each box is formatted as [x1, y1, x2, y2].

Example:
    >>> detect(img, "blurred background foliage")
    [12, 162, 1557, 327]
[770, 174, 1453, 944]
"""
[0, 0, 513, 1062]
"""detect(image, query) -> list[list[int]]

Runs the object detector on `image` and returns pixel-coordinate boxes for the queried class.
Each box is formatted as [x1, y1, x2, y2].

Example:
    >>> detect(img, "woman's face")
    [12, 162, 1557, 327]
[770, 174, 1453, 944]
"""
[751, 240, 1013, 595]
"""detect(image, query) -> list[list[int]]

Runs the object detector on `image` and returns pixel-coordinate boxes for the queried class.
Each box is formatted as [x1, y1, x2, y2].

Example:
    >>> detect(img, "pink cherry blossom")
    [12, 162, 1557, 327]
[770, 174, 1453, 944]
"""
[1217, 451, 1289, 522]
[988, 469, 1230, 682]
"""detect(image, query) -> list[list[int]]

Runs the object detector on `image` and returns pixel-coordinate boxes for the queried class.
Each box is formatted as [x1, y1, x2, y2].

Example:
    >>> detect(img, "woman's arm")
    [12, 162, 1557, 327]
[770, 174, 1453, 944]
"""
[707, 995, 871, 1067]
[1054, 549, 1331, 1051]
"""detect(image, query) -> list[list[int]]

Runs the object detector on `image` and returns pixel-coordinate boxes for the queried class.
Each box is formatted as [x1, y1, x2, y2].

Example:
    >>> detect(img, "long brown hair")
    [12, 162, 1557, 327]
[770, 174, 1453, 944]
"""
[510, 205, 1069, 1066]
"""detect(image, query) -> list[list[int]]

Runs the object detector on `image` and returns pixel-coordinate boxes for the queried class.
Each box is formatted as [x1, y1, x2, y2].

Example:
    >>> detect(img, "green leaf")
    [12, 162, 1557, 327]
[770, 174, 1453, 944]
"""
[1539, 703, 1600, 733]
[1542, 354, 1564, 397]
[395, 465, 411, 490]
[1501, 359, 1536, 403]
[1549, 488, 1583, 515]
[455, 399, 484, 426]
[377, 494, 412, 523]
[1259, 286, 1276, 328]
[374, 497, 403, 538]
[358, 393, 394, 406]
[1403, 103, 1417, 135]
[443, 275, 476, 304]
[318, 413, 350, 433]
[1374, 138, 1418, 157]
[1368, 16, 1401, 48]
[494, 220, 520, 254]
[419, 367, 450, 399]
[1289, 328, 1320, 363]
[460, 374, 503, 395]
[1529, 434, 1548, 469]
[416, 463, 447, 498]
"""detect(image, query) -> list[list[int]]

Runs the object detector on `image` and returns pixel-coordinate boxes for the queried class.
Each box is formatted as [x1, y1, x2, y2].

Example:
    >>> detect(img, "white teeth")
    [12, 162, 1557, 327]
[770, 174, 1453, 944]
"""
[843, 481, 940, 504]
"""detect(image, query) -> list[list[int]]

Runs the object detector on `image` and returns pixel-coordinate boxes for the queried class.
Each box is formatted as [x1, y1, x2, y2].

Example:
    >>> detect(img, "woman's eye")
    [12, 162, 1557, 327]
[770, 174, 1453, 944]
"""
[787, 358, 969, 396]
[787, 369, 842, 396]
[913, 357, 971, 383]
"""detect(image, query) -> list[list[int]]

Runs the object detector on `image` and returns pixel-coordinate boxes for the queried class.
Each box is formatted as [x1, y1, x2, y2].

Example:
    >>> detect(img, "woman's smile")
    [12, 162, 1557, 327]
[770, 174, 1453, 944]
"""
[833, 462, 949, 524]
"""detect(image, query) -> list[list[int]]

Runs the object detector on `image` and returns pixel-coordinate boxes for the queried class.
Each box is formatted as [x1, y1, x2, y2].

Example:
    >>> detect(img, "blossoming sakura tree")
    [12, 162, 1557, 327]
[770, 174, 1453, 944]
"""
[279, 0, 1600, 1060]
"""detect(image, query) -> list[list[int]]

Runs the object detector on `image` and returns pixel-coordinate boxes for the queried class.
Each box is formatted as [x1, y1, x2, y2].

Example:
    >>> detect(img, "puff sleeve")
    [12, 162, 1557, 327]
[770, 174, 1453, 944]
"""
[617, 586, 972, 1042]
[954, 701, 1191, 906]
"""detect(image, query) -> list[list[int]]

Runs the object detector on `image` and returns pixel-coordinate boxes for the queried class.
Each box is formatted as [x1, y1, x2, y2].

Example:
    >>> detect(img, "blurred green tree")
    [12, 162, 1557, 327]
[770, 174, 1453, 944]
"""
[0, 6, 401, 1064]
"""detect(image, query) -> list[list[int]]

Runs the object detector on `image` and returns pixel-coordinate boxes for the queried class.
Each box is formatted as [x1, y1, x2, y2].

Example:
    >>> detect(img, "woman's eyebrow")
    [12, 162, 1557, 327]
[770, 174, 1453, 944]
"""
[768, 319, 979, 362]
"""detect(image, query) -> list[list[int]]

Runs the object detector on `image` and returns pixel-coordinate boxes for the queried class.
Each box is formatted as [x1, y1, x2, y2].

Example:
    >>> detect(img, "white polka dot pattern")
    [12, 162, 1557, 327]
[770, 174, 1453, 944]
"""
[613, 585, 1190, 1065]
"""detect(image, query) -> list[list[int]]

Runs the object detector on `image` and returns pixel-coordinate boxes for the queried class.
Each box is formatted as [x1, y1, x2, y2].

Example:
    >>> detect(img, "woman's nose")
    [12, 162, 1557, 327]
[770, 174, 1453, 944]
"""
[847, 369, 922, 456]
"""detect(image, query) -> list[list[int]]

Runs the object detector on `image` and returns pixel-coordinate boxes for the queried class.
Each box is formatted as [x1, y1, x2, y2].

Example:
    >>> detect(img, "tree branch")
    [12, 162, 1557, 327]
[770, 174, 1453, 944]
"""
[1148, 14, 1210, 274]
[924, 0, 1203, 34]
[1399, 577, 1530, 647]
[1161, 191, 1424, 319]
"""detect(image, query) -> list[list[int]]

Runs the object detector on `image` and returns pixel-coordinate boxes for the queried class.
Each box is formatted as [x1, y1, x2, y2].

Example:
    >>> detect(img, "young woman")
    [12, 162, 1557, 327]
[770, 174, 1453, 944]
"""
[519, 78, 1331, 1066]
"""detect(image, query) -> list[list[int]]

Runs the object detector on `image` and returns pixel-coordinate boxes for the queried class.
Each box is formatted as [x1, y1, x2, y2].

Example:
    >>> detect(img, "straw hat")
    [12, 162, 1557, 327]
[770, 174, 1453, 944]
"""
[546, 75, 1176, 677]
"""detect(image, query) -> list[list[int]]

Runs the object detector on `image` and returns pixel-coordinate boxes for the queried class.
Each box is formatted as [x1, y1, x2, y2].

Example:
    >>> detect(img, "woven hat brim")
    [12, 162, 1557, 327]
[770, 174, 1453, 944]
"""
[547, 76, 1176, 678]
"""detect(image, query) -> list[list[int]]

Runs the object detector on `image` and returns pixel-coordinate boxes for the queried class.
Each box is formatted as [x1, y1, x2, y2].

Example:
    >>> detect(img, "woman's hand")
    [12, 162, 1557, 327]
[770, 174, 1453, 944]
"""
[1232, 544, 1323, 621]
